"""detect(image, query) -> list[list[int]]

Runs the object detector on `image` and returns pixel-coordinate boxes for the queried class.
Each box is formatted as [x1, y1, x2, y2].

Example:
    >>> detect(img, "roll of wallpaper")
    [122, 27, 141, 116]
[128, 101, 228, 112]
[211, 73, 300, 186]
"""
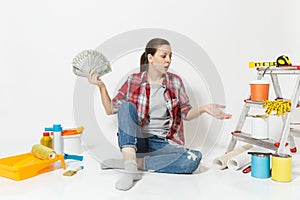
[31, 144, 57, 160]
[227, 151, 251, 171]
[213, 144, 253, 170]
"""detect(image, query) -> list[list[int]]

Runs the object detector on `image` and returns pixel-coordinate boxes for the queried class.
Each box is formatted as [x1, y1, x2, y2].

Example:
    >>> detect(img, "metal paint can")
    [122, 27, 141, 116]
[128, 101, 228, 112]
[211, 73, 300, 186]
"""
[271, 154, 292, 182]
[248, 152, 271, 178]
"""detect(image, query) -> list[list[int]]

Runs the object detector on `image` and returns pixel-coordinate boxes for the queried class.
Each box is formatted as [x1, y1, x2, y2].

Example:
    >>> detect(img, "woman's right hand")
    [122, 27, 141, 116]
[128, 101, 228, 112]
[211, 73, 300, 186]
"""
[88, 69, 105, 88]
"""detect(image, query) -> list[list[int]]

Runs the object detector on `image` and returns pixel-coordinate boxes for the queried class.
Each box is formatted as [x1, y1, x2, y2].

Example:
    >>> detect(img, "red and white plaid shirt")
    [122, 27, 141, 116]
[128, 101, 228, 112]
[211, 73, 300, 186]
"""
[112, 71, 192, 145]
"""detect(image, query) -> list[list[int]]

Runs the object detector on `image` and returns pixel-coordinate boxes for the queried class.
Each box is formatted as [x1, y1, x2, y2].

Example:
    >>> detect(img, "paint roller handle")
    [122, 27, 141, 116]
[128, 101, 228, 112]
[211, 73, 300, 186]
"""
[64, 153, 84, 161]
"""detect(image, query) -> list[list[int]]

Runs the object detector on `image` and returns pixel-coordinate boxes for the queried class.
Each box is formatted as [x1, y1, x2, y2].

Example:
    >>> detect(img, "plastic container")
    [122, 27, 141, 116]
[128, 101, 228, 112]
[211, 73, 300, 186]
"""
[250, 80, 270, 101]
[248, 152, 271, 179]
[45, 124, 64, 154]
[62, 131, 82, 154]
[40, 132, 52, 149]
[251, 115, 269, 139]
[271, 154, 292, 182]
[0, 153, 66, 181]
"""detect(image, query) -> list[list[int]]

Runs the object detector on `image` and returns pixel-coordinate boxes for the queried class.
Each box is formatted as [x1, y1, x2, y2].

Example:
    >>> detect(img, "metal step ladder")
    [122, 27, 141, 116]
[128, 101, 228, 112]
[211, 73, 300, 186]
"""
[226, 67, 300, 155]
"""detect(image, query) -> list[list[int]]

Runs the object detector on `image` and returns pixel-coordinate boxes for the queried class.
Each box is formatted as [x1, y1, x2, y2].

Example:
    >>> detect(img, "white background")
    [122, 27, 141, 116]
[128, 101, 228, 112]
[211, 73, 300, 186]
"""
[1, 0, 300, 156]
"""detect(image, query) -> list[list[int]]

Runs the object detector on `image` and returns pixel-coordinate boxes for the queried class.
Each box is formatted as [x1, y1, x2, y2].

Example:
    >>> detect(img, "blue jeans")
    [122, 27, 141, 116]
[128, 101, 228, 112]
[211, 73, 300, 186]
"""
[117, 102, 202, 174]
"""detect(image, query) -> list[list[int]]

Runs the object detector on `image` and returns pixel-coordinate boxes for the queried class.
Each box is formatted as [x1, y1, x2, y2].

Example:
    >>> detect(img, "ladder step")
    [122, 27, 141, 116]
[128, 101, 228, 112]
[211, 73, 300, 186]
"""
[244, 100, 265, 108]
[245, 99, 300, 109]
[290, 128, 300, 137]
[257, 68, 300, 75]
[232, 131, 278, 151]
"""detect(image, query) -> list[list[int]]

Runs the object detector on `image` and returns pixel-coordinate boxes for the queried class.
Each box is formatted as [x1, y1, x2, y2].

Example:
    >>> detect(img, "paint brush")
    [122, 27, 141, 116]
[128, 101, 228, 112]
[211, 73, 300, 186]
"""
[63, 166, 84, 176]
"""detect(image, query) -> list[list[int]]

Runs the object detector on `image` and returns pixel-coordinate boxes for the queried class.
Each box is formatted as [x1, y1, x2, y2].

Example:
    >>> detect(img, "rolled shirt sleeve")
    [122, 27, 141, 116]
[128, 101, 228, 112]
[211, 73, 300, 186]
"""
[178, 78, 192, 120]
[112, 79, 129, 114]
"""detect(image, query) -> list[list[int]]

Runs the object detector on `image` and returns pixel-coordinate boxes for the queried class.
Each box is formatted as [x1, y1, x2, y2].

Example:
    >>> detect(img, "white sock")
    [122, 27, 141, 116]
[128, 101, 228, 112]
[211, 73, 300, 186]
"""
[100, 159, 124, 170]
[115, 160, 141, 191]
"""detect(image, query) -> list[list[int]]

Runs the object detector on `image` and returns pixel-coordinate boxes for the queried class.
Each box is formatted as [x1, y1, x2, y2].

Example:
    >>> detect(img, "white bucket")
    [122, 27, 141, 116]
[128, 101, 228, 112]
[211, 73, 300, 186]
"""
[63, 134, 82, 154]
[251, 115, 269, 139]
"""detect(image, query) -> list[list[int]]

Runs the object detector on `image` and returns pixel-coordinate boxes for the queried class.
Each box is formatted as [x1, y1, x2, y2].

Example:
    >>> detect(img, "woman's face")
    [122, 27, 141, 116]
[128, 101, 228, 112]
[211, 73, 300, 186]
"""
[148, 44, 172, 74]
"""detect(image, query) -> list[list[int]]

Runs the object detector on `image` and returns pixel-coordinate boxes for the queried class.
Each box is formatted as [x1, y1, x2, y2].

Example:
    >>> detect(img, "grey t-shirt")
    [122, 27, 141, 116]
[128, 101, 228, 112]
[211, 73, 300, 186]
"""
[141, 84, 170, 137]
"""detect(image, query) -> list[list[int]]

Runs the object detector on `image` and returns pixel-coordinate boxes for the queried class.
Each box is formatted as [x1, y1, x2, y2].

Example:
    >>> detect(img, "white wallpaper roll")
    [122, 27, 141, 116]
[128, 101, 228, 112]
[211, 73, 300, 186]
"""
[213, 144, 253, 170]
[227, 151, 251, 171]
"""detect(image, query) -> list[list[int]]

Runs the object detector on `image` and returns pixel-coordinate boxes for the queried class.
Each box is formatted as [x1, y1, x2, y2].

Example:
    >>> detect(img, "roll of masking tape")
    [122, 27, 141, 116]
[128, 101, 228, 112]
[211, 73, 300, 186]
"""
[31, 144, 57, 160]
[271, 154, 292, 182]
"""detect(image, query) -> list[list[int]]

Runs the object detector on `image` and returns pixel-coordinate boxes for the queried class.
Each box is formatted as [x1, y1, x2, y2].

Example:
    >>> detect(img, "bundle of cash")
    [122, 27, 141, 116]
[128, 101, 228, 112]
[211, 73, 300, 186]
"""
[72, 49, 111, 77]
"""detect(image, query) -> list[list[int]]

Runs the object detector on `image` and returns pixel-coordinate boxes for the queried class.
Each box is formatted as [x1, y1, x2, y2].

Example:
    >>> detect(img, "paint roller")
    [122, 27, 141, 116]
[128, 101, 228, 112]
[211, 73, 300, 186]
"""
[31, 144, 57, 160]
[31, 144, 83, 161]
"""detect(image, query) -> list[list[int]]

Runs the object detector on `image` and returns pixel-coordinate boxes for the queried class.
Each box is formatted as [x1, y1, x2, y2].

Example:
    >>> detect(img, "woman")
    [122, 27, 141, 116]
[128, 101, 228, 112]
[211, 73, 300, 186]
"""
[88, 38, 231, 191]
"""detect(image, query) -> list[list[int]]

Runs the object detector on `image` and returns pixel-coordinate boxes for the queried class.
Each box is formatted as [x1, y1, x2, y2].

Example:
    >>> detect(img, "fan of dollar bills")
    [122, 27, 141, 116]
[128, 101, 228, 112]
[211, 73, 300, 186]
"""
[72, 49, 111, 77]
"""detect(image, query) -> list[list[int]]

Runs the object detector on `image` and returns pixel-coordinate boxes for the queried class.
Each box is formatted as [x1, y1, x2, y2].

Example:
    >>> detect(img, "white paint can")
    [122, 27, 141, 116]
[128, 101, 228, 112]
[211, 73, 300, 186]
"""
[62, 133, 82, 154]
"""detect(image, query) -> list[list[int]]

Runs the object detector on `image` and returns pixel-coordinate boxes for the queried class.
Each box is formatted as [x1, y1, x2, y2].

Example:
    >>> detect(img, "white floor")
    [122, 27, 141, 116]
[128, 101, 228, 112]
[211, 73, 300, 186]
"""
[1, 143, 300, 200]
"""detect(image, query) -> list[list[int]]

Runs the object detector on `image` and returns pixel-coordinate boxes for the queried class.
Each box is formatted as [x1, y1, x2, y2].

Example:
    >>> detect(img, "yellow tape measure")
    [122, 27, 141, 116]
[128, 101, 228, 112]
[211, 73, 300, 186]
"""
[277, 55, 291, 66]
[249, 55, 291, 68]
[249, 61, 276, 68]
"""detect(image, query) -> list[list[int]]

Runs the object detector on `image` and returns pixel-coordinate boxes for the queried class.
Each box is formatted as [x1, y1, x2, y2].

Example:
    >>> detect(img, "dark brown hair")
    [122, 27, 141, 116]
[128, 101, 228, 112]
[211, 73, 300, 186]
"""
[140, 38, 170, 72]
